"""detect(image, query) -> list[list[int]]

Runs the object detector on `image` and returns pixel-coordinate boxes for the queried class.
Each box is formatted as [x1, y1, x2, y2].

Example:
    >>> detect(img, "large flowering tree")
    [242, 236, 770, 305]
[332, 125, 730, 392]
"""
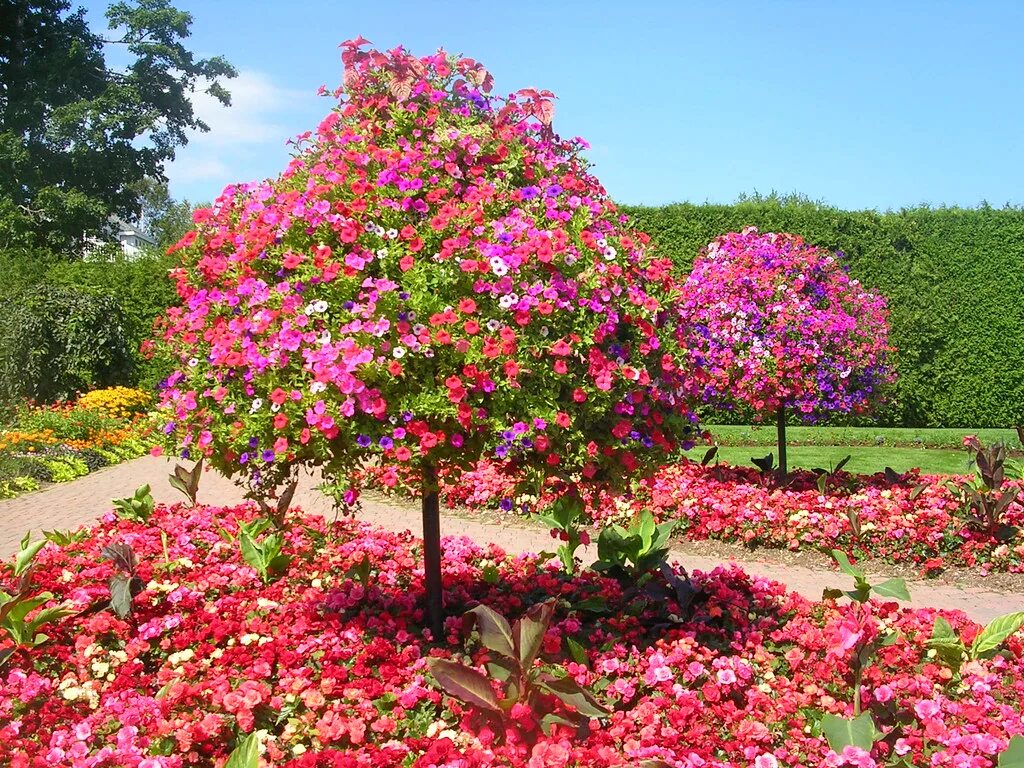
[153, 39, 697, 636]
[677, 227, 894, 477]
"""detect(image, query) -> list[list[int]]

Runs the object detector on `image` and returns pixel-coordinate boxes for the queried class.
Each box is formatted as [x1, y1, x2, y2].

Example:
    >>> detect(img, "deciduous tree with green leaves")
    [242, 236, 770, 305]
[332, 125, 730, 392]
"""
[0, 0, 235, 255]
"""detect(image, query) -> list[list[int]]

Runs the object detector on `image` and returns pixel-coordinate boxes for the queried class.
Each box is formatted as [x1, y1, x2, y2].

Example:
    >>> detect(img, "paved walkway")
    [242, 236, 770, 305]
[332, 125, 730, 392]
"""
[2, 456, 1023, 623]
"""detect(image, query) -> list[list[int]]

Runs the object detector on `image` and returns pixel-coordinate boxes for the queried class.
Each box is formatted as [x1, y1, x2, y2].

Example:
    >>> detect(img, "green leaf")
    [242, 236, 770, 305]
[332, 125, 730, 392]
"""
[514, 599, 555, 668]
[831, 550, 864, 580]
[596, 525, 627, 565]
[485, 658, 516, 682]
[15, 534, 45, 577]
[535, 674, 608, 717]
[821, 712, 878, 753]
[426, 658, 501, 712]
[573, 596, 609, 614]
[999, 735, 1024, 767]
[971, 611, 1024, 659]
[540, 711, 580, 735]
[872, 578, 911, 601]
[109, 574, 134, 618]
[467, 604, 515, 659]
[927, 616, 963, 649]
[565, 636, 589, 667]
[224, 732, 261, 768]
[637, 511, 655, 549]
[238, 532, 265, 575]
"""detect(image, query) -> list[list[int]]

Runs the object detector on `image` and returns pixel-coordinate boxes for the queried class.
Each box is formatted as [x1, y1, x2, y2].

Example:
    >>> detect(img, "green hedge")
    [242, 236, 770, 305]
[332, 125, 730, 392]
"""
[622, 196, 1024, 428]
[0, 249, 179, 401]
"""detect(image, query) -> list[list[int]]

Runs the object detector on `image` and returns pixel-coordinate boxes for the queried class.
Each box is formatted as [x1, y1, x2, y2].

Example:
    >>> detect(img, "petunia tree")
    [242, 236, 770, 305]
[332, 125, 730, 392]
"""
[153, 39, 698, 637]
[677, 227, 894, 479]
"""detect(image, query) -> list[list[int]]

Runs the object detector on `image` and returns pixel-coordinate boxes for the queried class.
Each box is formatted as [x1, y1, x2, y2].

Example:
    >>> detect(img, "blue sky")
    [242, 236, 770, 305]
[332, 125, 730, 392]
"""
[82, 0, 1024, 211]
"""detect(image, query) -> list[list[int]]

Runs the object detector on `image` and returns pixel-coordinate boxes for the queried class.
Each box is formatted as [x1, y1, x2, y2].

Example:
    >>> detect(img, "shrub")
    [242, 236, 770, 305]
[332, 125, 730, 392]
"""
[154, 40, 697, 633]
[0, 284, 134, 403]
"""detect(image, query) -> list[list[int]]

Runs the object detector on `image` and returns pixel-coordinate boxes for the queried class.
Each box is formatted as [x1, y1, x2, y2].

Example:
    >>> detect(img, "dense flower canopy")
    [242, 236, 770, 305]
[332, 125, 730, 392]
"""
[153, 39, 697, 495]
[677, 227, 894, 422]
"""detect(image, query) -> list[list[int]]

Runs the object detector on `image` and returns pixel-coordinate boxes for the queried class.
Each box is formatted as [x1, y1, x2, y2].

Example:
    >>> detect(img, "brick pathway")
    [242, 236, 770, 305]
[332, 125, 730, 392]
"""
[2, 455, 1023, 623]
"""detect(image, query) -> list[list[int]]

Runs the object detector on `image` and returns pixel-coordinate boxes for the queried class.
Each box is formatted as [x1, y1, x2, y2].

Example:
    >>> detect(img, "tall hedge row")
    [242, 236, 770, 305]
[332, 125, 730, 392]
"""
[622, 197, 1024, 428]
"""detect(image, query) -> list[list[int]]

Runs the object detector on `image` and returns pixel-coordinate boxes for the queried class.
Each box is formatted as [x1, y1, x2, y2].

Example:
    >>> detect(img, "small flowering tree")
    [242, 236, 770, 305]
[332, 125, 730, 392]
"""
[153, 39, 697, 636]
[677, 227, 894, 478]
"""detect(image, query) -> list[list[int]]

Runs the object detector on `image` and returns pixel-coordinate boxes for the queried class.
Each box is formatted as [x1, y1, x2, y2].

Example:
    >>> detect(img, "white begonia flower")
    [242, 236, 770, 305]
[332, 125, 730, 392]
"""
[596, 237, 607, 248]
[393, 347, 407, 359]
[310, 381, 327, 394]
[188, 357, 199, 367]
[249, 398, 263, 413]
[603, 246, 617, 261]
[377, 248, 388, 258]
[386, 228, 399, 239]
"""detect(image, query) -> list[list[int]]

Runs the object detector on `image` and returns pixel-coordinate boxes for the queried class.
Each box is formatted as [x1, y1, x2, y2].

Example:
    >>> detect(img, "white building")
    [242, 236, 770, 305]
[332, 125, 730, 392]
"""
[110, 218, 157, 257]
[84, 217, 157, 260]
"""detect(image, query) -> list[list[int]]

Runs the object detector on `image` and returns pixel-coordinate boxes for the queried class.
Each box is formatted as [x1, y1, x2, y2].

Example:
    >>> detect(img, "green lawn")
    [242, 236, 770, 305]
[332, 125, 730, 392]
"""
[704, 424, 1020, 451]
[684, 444, 974, 476]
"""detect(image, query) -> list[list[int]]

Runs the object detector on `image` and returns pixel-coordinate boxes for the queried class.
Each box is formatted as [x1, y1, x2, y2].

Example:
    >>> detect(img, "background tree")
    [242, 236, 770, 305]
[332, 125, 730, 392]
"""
[677, 227, 893, 478]
[0, 0, 235, 255]
[131, 177, 203, 251]
[155, 39, 698, 638]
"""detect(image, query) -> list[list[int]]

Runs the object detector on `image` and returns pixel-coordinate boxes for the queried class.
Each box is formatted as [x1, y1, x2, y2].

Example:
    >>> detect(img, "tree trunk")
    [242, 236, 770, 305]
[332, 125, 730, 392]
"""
[421, 463, 444, 639]
[776, 406, 788, 482]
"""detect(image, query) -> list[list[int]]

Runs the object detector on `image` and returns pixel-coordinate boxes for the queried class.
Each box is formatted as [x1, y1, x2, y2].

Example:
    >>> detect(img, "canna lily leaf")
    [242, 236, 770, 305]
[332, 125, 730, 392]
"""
[426, 658, 501, 712]
[514, 599, 555, 668]
[535, 673, 609, 718]
[466, 603, 515, 659]
[15, 533, 45, 577]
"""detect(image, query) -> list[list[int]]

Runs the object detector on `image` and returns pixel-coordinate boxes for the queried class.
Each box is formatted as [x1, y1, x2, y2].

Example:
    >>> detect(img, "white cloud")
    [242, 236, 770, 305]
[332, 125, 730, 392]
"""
[166, 68, 322, 200]
[168, 155, 232, 183]
[188, 69, 307, 145]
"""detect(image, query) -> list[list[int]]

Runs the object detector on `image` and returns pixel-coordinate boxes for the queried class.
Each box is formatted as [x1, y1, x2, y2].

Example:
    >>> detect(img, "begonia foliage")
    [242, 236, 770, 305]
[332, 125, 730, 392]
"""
[153, 39, 697, 497]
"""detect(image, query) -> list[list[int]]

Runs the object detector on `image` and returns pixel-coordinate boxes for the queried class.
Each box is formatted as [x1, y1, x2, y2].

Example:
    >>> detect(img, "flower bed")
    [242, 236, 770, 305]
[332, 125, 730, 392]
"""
[363, 459, 1024, 576]
[4, 502, 1024, 766]
[0, 389, 154, 499]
